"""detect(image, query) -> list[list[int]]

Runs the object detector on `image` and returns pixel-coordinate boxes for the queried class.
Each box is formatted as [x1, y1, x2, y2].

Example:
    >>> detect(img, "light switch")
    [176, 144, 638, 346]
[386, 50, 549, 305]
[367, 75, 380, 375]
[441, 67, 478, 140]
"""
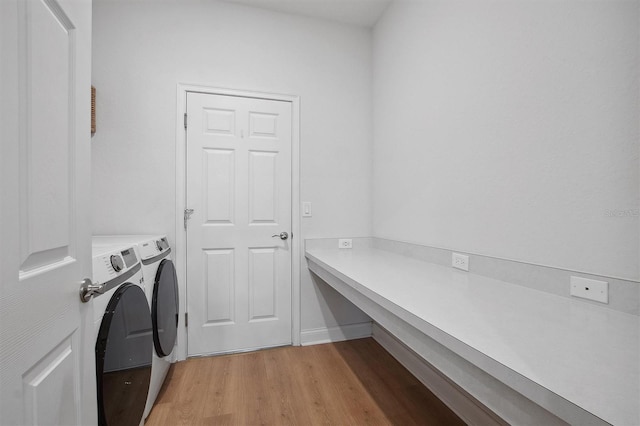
[302, 202, 312, 217]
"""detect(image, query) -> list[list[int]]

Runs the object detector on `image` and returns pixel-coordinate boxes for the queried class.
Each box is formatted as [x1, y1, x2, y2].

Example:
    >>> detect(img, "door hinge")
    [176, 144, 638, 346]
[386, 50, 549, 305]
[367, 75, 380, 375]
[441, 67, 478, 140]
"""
[184, 112, 187, 129]
[185, 312, 188, 327]
[184, 208, 194, 230]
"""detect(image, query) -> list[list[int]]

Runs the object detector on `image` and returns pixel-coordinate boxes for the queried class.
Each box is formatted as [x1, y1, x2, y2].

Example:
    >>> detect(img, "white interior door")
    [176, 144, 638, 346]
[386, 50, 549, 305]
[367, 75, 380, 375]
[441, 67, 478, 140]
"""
[0, 0, 93, 424]
[186, 92, 293, 356]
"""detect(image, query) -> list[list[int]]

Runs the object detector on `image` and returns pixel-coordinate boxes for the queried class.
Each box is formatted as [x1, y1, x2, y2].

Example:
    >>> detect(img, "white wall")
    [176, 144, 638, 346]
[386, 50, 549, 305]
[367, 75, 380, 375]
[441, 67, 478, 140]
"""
[373, 0, 639, 280]
[91, 0, 372, 333]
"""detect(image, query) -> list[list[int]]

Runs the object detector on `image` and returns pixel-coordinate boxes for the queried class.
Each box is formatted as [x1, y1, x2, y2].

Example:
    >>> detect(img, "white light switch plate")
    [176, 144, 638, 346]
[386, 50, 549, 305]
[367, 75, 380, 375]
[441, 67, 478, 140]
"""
[570, 276, 608, 304]
[302, 202, 312, 217]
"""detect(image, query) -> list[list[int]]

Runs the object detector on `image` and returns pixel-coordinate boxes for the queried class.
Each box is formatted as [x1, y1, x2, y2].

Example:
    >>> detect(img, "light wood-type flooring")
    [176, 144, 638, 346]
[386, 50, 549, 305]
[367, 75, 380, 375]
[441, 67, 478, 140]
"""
[145, 338, 465, 426]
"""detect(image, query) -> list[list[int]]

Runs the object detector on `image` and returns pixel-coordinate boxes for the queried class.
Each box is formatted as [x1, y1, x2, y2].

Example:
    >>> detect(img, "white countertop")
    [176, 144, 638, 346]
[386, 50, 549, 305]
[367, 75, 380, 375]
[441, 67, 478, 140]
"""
[306, 247, 640, 425]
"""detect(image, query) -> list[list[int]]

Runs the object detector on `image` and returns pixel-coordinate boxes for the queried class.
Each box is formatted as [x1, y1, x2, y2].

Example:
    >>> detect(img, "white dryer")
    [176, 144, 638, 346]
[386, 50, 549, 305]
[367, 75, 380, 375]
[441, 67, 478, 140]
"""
[91, 243, 152, 426]
[92, 235, 179, 420]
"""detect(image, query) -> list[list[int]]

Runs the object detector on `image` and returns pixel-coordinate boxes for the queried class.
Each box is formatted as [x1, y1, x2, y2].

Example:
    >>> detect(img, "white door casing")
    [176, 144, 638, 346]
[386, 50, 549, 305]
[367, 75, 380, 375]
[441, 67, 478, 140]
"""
[186, 92, 293, 356]
[0, 0, 93, 424]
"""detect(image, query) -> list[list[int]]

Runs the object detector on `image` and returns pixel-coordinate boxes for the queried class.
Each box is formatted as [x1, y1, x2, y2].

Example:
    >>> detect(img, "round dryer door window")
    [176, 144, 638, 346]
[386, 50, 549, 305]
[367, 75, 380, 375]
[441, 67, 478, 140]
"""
[95, 283, 152, 426]
[152, 259, 179, 357]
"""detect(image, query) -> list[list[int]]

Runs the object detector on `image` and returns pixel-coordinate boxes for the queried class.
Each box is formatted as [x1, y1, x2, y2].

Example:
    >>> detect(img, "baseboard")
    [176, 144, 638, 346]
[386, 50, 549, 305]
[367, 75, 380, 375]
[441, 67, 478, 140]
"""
[300, 321, 372, 346]
[372, 323, 506, 426]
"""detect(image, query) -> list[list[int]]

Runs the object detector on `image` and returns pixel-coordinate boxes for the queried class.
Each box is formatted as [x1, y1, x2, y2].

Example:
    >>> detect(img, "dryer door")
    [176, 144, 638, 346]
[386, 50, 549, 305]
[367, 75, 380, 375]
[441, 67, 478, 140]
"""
[95, 283, 152, 426]
[152, 259, 179, 357]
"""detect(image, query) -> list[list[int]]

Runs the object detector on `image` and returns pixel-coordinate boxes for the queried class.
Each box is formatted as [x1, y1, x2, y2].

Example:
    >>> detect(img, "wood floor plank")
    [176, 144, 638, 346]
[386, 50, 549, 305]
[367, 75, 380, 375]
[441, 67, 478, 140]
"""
[201, 352, 233, 419]
[288, 345, 335, 424]
[240, 351, 271, 425]
[145, 338, 465, 426]
[333, 338, 465, 426]
[172, 356, 215, 425]
[263, 346, 307, 425]
[310, 343, 388, 425]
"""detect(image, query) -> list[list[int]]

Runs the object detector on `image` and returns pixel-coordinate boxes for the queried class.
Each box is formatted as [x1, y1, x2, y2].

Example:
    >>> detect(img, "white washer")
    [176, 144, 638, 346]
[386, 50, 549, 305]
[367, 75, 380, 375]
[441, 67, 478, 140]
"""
[91, 243, 151, 426]
[92, 235, 179, 420]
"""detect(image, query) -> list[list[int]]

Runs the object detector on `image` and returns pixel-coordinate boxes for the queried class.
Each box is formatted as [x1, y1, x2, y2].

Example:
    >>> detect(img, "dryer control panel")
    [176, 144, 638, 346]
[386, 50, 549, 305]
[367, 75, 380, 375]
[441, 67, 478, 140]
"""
[138, 236, 170, 261]
[92, 246, 140, 284]
[156, 237, 169, 251]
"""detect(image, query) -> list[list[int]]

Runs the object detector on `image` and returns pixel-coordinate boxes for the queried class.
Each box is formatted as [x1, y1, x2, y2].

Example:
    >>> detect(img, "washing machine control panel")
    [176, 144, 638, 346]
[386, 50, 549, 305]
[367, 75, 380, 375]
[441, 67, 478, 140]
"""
[91, 245, 141, 292]
[120, 248, 138, 267]
[110, 255, 124, 272]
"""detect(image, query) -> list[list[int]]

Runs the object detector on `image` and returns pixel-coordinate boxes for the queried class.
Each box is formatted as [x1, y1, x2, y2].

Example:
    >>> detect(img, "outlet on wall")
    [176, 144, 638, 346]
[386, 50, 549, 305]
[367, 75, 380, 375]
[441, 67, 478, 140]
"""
[570, 276, 608, 304]
[338, 239, 353, 249]
[452, 253, 469, 271]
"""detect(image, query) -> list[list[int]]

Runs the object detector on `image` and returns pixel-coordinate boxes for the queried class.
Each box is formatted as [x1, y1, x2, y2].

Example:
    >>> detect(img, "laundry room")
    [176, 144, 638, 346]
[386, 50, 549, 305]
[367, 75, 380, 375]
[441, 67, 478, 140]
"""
[1, 0, 638, 425]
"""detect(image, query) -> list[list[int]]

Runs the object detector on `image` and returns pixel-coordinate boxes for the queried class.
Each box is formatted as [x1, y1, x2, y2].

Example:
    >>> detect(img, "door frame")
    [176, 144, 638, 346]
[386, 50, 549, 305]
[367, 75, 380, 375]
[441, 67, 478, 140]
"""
[174, 83, 301, 360]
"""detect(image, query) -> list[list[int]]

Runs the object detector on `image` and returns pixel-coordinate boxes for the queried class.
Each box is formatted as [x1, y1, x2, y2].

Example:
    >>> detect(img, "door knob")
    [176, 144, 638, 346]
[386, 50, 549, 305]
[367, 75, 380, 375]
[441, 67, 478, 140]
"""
[79, 278, 106, 303]
[271, 232, 289, 240]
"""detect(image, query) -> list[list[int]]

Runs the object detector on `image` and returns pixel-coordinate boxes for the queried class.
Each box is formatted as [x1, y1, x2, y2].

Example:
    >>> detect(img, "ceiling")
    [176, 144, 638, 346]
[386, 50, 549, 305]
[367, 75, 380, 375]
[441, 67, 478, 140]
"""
[222, 0, 392, 28]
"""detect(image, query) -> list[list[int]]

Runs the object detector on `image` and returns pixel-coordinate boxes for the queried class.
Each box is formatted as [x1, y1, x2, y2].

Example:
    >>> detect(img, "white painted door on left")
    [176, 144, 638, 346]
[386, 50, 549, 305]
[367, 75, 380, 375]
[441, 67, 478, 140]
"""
[0, 0, 94, 424]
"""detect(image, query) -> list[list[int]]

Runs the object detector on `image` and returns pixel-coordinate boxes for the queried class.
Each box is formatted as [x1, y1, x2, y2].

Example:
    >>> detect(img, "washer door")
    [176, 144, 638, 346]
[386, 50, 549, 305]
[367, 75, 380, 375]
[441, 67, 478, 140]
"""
[95, 283, 152, 426]
[152, 259, 179, 357]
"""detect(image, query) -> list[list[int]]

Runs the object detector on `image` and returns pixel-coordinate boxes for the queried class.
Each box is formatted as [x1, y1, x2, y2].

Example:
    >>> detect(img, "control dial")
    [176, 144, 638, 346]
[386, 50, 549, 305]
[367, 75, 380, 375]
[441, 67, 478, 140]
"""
[110, 255, 124, 272]
[156, 239, 169, 251]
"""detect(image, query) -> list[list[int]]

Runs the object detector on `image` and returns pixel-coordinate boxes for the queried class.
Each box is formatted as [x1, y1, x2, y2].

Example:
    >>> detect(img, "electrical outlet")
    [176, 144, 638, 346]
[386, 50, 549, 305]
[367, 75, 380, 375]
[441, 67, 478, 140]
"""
[338, 239, 352, 249]
[452, 253, 469, 271]
[570, 276, 608, 304]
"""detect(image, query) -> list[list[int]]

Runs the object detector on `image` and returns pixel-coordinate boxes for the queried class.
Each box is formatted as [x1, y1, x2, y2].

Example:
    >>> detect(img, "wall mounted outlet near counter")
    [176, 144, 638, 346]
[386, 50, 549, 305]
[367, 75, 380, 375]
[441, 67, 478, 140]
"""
[452, 253, 469, 271]
[570, 276, 608, 304]
[338, 239, 352, 249]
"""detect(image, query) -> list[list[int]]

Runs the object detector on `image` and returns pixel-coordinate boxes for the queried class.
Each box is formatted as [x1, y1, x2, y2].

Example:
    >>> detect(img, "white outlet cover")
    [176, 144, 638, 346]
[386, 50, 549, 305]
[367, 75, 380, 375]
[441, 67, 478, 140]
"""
[452, 253, 469, 271]
[338, 239, 352, 249]
[570, 276, 608, 304]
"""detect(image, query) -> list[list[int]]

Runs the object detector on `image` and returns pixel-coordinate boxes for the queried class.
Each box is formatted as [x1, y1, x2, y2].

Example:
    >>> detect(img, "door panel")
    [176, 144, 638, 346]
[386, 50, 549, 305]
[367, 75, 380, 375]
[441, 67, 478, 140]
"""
[249, 112, 278, 138]
[186, 93, 292, 355]
[204, 149, 235, 224]
[204, 249, 235, 324]
[248, 248, 277, 320]
[22, 335, 80, 425]
[249, 151, 278, 223]
[20, 0, 74, 272]
[0, 0, 92, 424]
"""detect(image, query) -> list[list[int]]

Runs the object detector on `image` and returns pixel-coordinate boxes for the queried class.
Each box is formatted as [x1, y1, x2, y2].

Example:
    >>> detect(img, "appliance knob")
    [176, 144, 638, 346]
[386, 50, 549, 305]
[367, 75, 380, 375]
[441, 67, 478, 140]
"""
[156, 240, 163, 251]
[110, 255, 124, 272]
